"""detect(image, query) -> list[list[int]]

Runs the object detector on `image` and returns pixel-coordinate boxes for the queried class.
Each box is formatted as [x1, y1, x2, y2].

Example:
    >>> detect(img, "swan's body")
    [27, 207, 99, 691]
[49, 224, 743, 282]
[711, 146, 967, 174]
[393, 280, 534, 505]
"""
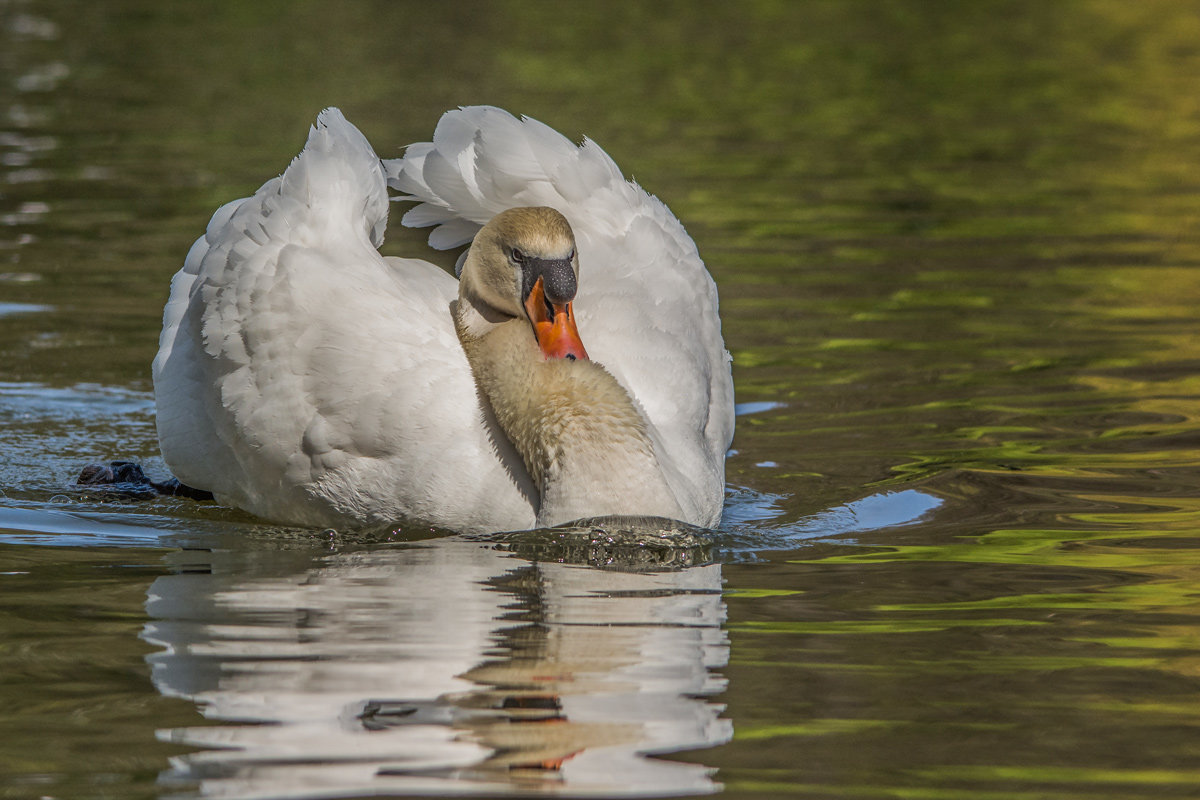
[153, 108, 733, 533]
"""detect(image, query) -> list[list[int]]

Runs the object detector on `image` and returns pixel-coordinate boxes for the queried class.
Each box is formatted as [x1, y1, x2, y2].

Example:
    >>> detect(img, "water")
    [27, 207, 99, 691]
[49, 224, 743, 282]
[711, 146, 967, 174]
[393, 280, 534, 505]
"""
[3, 1, 1200, 798]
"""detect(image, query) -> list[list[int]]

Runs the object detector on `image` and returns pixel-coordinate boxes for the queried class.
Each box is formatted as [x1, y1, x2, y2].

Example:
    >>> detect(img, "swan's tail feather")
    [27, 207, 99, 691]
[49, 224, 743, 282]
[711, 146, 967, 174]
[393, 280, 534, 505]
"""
[386, 106, 648, 253]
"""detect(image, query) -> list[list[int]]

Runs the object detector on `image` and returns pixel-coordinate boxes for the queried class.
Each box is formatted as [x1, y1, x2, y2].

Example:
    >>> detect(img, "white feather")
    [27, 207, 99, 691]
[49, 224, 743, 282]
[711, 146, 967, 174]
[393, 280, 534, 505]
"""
[155, 107, 733, 532]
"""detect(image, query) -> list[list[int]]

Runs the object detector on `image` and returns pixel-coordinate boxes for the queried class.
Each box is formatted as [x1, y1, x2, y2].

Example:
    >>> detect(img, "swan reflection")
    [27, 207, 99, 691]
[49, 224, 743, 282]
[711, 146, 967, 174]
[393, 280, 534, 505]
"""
[143, 533, 730, 797]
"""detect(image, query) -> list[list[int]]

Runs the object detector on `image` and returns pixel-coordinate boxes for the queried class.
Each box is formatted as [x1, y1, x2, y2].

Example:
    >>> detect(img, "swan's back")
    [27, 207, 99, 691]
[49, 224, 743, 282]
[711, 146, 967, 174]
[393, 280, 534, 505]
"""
[387, 108, 734, 526]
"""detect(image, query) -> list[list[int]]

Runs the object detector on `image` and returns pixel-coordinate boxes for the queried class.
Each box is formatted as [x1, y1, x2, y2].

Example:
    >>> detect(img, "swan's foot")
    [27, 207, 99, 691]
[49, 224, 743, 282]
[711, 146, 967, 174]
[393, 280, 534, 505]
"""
[75, 460, 214, 501]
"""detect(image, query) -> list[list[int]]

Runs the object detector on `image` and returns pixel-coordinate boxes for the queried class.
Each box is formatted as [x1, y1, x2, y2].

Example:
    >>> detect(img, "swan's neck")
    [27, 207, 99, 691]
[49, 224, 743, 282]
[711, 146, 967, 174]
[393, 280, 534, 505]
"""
[456, 304, 683, 527]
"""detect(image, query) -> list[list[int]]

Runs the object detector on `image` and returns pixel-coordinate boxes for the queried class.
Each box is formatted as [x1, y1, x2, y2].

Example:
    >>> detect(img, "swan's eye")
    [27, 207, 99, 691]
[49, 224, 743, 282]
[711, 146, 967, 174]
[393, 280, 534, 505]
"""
[511, 248, 526, 264]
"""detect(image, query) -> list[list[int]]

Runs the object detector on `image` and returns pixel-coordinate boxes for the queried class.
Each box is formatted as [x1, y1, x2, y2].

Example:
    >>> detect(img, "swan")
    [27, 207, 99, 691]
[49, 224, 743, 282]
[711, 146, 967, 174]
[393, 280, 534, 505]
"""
[152, 107, 734, 533]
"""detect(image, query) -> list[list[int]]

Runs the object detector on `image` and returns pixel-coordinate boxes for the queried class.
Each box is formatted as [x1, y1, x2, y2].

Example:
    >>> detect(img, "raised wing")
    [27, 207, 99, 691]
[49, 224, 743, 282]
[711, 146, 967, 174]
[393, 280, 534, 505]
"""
[386, 108, 734, 524]
[154, 108, 536, 530]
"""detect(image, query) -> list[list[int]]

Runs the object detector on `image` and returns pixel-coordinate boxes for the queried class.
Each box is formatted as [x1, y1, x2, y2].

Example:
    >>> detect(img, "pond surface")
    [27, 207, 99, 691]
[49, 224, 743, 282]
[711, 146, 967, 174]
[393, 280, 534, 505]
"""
[4, 1, 1200, 798]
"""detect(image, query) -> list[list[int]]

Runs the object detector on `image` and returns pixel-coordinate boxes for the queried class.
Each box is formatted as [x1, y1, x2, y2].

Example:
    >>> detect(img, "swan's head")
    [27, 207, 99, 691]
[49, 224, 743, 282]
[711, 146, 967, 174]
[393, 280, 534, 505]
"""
[458, 207, 588, 361]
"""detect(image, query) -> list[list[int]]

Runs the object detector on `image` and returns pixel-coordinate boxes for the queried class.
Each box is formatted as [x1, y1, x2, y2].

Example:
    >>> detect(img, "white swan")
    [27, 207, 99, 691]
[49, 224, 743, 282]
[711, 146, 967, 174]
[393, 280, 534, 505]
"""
[152, 108, 734, 533]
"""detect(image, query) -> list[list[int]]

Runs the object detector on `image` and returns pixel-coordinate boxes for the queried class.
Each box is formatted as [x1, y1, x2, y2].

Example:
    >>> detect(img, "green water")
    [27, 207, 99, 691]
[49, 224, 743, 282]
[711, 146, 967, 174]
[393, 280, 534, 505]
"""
[4, 1, 1200, 798]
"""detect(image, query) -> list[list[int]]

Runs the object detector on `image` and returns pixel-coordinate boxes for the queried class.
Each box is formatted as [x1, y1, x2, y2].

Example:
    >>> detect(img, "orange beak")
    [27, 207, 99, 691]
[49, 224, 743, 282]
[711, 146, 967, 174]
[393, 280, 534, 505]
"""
[523, 276, 589, 361]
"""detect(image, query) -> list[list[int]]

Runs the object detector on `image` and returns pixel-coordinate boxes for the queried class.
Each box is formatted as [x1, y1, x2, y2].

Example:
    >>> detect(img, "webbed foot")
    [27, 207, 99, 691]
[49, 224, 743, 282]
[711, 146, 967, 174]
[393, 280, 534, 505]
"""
[75, 460, 214, 501]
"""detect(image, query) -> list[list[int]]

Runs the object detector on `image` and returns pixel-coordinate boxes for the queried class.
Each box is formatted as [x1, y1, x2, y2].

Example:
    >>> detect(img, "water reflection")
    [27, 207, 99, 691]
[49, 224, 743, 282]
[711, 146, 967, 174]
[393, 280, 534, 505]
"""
[143, 535, 730, 798]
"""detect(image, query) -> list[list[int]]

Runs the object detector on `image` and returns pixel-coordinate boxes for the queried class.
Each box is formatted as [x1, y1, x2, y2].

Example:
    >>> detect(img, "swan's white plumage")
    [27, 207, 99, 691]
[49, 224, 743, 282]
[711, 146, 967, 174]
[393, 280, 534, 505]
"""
[154, 107, 733, 532]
